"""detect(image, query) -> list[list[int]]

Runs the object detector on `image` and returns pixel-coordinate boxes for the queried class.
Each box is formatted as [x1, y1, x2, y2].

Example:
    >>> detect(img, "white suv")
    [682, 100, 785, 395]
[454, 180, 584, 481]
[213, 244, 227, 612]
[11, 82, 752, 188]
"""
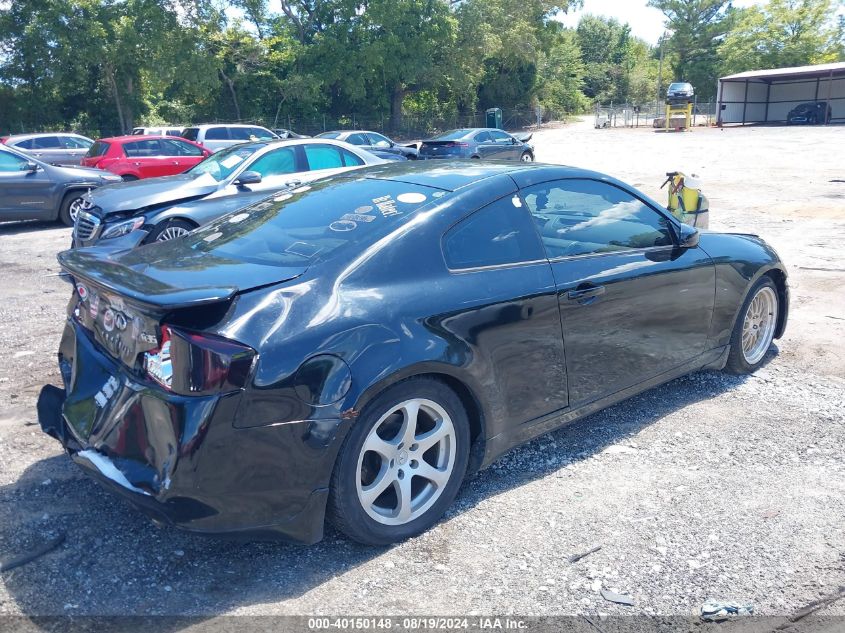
[181, 124, 278, 152]
[131, 126, 185, 137]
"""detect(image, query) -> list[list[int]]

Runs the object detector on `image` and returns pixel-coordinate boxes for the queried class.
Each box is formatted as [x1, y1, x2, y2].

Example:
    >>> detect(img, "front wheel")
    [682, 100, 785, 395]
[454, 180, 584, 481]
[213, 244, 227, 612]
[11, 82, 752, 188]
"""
[58, 192, 85, 227]
[520, 151, 533, 162]
[328, 378, 470, 545]
[724, 277, 779, 374]
[146, 219, 197, 243]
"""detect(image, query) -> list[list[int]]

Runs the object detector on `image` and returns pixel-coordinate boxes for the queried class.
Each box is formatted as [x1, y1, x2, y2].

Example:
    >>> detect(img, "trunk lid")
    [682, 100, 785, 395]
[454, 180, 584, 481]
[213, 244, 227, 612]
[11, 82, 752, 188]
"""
[419, 141, 466, 157]
[59, 245, 306, 366]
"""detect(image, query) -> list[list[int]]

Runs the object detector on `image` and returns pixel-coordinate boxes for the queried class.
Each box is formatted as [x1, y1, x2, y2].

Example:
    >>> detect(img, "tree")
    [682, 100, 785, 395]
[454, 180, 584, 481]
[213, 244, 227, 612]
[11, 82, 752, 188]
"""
[718, 0, 844, 75]
[648, 0, 735, 99]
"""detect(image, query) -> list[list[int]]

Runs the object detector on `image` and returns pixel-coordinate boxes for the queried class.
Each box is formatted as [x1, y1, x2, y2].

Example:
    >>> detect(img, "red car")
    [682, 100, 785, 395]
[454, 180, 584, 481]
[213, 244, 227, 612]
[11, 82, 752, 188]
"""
[81, 135, 211, 180]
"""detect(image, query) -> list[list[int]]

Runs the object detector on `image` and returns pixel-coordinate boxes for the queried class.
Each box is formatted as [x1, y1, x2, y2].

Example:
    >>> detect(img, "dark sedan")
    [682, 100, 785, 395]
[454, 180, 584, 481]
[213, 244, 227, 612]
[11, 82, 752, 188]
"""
[0, 143, 122, 225]
[317, 130, 418, 159]
[419, 128, 534, 161]
[39, 161, 787, 545]
[786, 101, 832, 125]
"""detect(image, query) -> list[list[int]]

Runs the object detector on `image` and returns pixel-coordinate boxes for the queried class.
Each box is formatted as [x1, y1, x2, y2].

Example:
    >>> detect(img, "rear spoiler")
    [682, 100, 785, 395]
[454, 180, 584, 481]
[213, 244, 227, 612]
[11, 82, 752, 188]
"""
[58, 248, 238, 312]
[513, 132, 533, 143]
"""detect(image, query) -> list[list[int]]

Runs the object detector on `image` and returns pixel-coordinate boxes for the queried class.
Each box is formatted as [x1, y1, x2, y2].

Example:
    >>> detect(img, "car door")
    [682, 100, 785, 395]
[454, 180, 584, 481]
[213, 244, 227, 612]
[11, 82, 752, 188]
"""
[0, 149, 53, 219]
[239, 145, 300, 190]
[473, 131, 496, 159]
[60, 136, 93, 165]
[519, 178, 715, 407]
[122, 140, 166, 178]
[364, 132, 398, 156]
[439, 193, 569, 426]
[202, 126, 231, 152]
[162, 139, 207, 173]
[489, 130, 519, 159]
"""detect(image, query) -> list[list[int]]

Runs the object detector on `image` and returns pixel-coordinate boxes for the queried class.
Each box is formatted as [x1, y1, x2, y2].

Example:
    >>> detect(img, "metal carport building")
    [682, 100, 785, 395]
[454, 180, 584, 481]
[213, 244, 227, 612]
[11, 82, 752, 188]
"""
[716, 62, 845, 125]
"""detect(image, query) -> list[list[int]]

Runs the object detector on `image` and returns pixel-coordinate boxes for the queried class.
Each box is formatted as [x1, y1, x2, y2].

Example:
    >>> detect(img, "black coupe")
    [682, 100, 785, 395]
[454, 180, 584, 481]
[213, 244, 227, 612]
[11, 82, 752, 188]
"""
[39, 161, 788, 545]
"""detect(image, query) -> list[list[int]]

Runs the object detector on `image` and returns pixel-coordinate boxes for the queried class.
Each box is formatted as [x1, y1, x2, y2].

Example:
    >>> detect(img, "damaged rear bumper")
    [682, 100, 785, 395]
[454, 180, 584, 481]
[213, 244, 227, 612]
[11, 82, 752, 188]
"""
[37, 319, 349, 544]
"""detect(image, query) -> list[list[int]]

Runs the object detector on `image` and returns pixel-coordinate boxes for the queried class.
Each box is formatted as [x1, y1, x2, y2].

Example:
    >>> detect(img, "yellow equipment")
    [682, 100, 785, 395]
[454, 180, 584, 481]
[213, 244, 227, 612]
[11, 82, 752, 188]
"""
[661, 171, 709, 228]
[664, 102, 693, 131]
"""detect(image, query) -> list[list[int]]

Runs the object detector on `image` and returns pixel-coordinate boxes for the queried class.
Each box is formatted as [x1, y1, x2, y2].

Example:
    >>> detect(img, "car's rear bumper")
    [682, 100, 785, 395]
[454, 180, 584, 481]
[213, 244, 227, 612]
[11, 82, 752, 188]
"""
[37, 319, 348, 543]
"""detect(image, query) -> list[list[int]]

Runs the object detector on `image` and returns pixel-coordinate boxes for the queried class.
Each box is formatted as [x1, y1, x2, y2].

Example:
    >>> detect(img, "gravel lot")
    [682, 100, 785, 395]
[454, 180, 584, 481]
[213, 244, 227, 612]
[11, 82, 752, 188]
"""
[0, 121, 843, 624]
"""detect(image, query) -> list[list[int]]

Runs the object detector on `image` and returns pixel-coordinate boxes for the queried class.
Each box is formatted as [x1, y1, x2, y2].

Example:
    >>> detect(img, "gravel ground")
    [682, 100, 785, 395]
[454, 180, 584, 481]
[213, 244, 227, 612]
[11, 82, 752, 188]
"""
[0, 121, 843, 623]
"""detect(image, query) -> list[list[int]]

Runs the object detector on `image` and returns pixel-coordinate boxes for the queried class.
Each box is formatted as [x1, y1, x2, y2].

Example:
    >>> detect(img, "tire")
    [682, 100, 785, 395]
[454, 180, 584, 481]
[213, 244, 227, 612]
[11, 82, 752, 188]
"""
[146, 219, 197, 243]
[121, 174, 138, 182]
[724, 277, 779, 374]
[520, 151, 533, 162]
[327, 377, 470, 545]
[58, 191, 85, 227]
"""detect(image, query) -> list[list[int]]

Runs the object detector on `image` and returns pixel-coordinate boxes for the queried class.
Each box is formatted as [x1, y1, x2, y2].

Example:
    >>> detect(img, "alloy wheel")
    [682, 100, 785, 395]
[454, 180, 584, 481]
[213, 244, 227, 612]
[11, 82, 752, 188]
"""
[156, 226, 191, 242]
[356, 398, 456, 526]
[68, 198, 85, 224]
[521, 153, 533, 162]
[741, 286, 778, 365]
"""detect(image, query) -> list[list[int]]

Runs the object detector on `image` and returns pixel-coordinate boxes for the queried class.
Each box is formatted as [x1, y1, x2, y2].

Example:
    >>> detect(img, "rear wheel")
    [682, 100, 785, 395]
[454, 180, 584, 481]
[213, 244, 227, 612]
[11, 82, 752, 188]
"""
[328, 378, 470, 545]
[724, 277, 779, 374]
[58, 192, 85, 227]
[146, 219, 196, 243]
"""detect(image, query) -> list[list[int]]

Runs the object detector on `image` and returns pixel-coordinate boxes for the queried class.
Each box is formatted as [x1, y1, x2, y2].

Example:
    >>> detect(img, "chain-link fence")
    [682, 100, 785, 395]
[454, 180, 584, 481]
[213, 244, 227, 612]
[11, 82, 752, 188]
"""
[593, 101, 717, 129]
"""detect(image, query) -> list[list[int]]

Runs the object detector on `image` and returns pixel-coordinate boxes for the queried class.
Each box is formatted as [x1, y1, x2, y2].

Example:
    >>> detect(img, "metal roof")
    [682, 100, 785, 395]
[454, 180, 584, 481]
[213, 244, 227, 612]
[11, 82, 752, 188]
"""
[720, 62, 845, 82]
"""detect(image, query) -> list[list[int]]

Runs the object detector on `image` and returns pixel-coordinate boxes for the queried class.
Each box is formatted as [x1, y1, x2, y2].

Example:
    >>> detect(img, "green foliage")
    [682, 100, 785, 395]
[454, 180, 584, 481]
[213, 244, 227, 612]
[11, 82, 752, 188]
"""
[718, 0, 844, 75]
[0, 0, 840, 135]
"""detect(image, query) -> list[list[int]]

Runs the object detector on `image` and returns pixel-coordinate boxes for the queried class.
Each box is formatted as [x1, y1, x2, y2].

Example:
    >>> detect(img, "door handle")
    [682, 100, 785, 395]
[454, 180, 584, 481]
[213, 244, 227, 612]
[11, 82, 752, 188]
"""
[566, 285, 605, 302]
[285, 179, 301, 187]
[133, 162, 141, 166]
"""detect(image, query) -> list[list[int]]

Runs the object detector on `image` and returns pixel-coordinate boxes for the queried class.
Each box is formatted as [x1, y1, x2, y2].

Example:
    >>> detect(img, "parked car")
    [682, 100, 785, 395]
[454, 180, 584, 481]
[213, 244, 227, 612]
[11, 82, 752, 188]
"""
[72, 138, 387, 246]
[786, 101, 832, 125]
[2, 133, 95, 166]
[131, 126, 185, 137]
[272, 128, 309, 139]
[80, 135, 211, 181]
[180, 124, 278, 152]
[666, 82, 695, 105]
[419, 128, 534, 161]
[0, 143, 121, 225]
[40, 160, 788, 545]
[317, 130, 418, 159]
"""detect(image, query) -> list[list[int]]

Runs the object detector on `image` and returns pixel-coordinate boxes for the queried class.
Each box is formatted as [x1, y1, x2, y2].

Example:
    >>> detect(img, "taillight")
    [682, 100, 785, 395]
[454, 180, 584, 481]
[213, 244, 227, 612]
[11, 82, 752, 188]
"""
[144, 325, 255, 395]
[446, 142, 469, 148]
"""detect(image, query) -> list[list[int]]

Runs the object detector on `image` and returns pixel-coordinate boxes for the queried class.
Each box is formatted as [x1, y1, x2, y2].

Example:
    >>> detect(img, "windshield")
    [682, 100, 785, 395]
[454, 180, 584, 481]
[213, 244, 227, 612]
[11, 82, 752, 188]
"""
[187, 143, 266, 181]
[170, 175, 441, 268]
[668, 83, 692, 91]
[430, 129, 473, 141]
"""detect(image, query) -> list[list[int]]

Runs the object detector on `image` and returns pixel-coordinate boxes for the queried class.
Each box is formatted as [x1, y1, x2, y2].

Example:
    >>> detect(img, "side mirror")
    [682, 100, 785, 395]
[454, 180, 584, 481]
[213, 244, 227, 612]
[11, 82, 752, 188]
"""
[677, 223, 700, 248]
[235, 170, 262, 186]
[24, 161, 38, 173]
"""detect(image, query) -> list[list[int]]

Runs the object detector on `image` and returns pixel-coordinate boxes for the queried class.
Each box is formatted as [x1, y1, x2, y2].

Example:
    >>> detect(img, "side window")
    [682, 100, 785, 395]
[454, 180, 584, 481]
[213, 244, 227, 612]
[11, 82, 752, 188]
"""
[522, 179, 675, 259]
[12, 139, 35, 149]
[162, 139, 203, 156]
[339, 148, 364, 167]
[247, 147, 297, 177]
[33, 136, 62, 149]
[205, 127, 229, 140]
[62, 136, 92, 149]
[124, 139, 162, 157]
[250, 127, 275, 140]
[489, 130, 512, 144]
[366, 132, 391, 148]
[345, 133, 368, 146]
[474, 131, 493, 143]
[443, 195, 545, 270]
[0, 150, 28, 172]
[304, 144, 344, 170]
[182, 128, 199, 141]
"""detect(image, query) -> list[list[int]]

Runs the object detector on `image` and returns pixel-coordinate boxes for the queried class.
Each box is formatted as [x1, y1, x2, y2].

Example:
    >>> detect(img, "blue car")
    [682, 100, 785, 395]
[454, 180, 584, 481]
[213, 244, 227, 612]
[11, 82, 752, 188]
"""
[419, 128, 534, 162]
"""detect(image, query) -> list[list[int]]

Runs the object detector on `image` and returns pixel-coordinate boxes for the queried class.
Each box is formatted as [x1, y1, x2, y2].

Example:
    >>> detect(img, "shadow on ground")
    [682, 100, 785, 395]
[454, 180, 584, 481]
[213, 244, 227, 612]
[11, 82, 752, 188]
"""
[0, 354, 770, 621]
[0, 220, 68, 236]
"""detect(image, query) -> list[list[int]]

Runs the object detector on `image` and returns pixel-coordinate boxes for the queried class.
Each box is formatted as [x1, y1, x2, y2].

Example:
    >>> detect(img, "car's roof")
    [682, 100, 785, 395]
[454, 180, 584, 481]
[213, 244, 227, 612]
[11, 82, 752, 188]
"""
[187, 123, 273, 130]
[6, 132, 90, 141]
[356, 160, 603, 192]
[96, 135, 196, 143]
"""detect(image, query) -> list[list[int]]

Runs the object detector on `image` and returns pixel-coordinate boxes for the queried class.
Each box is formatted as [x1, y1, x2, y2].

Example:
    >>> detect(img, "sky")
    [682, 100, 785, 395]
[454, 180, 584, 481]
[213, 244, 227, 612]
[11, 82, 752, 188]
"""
[556, 0, 767, 45]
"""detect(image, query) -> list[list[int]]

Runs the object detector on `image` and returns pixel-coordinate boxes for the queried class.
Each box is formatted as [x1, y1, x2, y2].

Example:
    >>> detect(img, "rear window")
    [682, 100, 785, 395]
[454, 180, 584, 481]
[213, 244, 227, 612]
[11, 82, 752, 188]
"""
[171, 177, 440, 268]
[182, 128, 199, 141]
[86, 141, 110, 158]
[431, 129, 473, 141]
